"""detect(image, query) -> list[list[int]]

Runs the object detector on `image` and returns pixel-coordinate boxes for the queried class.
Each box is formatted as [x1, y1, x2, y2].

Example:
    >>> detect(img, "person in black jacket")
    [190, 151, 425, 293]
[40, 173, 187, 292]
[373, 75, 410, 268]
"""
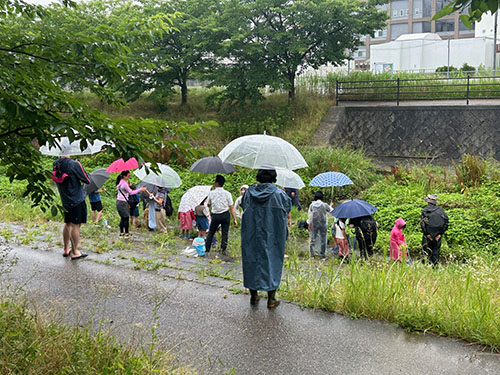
[420, 194, 449, 265]
[53, 156, 91, 260]
[349, 215, 378, 259]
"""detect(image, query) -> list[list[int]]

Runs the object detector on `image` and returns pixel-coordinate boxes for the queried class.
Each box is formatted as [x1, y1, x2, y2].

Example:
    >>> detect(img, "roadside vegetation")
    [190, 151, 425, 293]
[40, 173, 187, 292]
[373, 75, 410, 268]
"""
[0, 297, 193, 374]
[298, 67, 500, 102]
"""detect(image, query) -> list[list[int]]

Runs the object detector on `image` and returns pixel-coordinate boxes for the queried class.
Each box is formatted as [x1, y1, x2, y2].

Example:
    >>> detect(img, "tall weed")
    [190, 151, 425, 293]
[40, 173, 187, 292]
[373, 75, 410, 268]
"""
[281, 256, 500, 349]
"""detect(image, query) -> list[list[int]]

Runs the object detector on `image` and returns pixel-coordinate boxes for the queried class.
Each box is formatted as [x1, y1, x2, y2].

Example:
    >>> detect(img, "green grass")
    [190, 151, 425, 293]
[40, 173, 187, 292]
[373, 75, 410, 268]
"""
[0, 298, 194, 375]
[294, 70, 500, 102]
[280, 254, 500, 349]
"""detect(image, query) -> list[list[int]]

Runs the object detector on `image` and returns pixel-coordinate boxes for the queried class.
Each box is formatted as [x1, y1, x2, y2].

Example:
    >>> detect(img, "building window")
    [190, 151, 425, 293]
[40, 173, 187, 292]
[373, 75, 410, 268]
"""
[391, 23, 409, 40]
[436, 0, 452, 12]
[353, 47, 366, 61]
[436, 19, 455, 34]
[423, 0, 432, 17]
[391, 0, 409, 20]
[413, 21, 432, 33]
[372, 29, 388, 40]
[412, 0, 423, 18]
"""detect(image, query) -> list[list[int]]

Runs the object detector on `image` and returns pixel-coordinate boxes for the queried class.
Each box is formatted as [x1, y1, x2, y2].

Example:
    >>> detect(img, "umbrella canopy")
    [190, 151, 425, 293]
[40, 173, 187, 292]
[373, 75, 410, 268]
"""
[309, 172, 353, 187]
[137, 181, 158, 200]
[178, 185, 212, 213]
[134, 163, 182, 188]
[331, 199, 377, 219]
[40, 137, 108, 156]
[218, 134, 307, 170]
[190, 156, 236, 174]
[106, 158, 139, 173]
[276, 168, 305, 189]
[84, 168, 110, 195]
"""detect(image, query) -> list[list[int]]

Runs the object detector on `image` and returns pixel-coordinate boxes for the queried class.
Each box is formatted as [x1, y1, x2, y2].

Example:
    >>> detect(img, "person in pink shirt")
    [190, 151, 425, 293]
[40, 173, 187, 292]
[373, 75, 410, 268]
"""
[116, 171, 146, 237]
[390, 218, 407, 261]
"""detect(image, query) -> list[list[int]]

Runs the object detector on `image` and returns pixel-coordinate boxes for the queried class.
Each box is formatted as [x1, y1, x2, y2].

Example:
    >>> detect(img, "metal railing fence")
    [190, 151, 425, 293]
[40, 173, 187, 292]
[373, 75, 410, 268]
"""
[335, 75, 500, 105]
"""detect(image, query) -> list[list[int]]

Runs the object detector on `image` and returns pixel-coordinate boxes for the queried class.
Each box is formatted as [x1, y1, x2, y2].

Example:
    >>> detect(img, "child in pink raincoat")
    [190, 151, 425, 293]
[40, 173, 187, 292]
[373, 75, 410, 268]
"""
[390, 218, 407, 260]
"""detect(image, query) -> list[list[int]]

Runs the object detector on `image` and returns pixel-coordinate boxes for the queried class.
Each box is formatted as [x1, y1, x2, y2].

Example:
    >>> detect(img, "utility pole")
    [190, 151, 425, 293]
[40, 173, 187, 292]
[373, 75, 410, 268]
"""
[447, 38, 450, 78]
[494, 9, 498, 76]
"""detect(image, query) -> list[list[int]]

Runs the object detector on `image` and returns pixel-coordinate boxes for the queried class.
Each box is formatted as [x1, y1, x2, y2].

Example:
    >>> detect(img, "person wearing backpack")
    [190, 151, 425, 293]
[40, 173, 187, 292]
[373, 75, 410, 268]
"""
[52, 155, 91, 260]
[420, 194, 448, 265]
[116, 171, 147, 237]
[205, 175, 238, 256]
[349, 215, 378, 260]
[308, 191, 333, 258]
[151, 185, 170, 234]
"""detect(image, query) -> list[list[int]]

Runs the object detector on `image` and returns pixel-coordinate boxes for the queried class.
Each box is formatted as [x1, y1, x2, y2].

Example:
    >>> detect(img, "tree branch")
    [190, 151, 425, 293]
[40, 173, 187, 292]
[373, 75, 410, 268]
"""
[0, 125, 36, 139]
[0, 47, 89, 66]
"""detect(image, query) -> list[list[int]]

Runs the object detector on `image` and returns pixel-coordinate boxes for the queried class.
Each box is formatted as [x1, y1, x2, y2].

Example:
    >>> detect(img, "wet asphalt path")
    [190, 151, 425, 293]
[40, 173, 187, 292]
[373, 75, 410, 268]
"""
[4, 244, 500, 375]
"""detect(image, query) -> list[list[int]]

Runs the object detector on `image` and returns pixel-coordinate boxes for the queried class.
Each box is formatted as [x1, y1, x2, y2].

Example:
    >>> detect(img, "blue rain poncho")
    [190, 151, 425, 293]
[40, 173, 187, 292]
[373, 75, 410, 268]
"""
[241, 183, 292, 291]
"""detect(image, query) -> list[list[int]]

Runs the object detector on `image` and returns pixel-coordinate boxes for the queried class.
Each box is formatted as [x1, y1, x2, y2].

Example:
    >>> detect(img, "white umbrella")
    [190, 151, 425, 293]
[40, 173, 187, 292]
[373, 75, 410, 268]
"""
[134, 163, 182, 188]
[276, 168, 305, 189]
[178, 185, 212, 213]
[218, 133, 308, 170]
[39, 137, 108, 156]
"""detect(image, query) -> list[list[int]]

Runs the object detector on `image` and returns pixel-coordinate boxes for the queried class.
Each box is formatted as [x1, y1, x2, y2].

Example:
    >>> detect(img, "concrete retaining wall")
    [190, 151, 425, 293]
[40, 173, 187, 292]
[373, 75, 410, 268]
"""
[313, 105, 500, 160]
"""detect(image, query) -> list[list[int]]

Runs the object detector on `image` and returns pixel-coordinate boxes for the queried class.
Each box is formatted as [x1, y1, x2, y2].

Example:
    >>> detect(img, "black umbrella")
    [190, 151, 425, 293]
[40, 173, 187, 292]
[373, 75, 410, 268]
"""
[190, 156, 236, 174]
[85, 168, 110, 195]
[137, 181, 157, 201]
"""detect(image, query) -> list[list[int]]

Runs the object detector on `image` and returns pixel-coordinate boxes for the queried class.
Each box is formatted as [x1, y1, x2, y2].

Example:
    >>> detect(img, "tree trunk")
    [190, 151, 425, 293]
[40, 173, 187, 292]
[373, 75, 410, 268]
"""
[288, 71, 296, 103]
[180, 81, 188, 105]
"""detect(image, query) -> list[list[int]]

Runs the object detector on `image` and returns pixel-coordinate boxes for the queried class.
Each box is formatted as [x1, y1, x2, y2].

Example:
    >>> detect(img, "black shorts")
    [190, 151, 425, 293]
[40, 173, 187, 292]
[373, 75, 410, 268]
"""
[64, 201, 87, 225]
[90, 200, 103, 212]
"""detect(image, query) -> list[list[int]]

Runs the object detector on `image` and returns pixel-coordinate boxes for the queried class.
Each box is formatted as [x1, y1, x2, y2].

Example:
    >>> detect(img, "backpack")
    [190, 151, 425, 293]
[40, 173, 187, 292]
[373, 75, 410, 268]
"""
[421, 207, 447, 233]
[163, 194, 173, 217]
[128, 193, 140, 211]
[51, 164, 69, 184]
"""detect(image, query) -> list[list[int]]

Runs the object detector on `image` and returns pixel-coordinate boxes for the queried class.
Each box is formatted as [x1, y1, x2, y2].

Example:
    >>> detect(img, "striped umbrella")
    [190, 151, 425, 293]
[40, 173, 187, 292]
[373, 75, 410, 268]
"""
[309, 172, 353, 187]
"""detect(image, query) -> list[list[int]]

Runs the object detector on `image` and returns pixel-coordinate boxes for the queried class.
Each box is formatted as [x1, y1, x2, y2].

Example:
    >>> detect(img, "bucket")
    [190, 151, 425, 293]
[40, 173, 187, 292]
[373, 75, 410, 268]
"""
[193, 237, 206, 256]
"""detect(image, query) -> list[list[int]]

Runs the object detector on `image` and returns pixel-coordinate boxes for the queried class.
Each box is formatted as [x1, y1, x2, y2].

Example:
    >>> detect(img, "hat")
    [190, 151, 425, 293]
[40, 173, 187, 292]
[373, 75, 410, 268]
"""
[424, 194, 439, 205]
[240, 184, 249, 190]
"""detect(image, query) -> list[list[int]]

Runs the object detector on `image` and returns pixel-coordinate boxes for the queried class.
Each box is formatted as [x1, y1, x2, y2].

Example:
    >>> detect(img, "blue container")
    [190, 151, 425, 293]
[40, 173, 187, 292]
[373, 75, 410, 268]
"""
[193, 237, 206, 256]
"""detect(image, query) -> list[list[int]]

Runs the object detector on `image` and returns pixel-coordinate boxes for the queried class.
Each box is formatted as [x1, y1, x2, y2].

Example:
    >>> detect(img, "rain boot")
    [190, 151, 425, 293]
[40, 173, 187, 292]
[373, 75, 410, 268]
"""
[250, 289, 260, 305]
[267, 290, 280, 308]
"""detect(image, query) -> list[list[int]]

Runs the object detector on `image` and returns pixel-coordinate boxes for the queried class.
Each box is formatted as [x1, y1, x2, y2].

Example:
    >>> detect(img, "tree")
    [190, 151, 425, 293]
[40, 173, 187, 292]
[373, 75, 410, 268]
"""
[0, 0, 207, 212]
[123, 0, 223, 105]
[217, 0, 388, 102]
[433, 0, 499, 28]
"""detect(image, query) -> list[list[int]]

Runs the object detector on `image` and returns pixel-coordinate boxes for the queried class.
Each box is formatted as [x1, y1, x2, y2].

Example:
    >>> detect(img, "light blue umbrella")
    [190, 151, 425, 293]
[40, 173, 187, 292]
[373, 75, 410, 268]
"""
[309, 172, 353, 187]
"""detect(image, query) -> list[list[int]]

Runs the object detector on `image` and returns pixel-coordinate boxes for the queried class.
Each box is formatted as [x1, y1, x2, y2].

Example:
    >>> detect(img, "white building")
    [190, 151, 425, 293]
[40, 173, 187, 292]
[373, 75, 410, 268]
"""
[370, 33, 496, 72]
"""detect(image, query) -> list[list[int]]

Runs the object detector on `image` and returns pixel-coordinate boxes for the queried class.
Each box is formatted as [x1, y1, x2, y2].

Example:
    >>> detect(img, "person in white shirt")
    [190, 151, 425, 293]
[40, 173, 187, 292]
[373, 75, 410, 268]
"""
[205, 175, 238, 255]
[234, 184, 249, 220]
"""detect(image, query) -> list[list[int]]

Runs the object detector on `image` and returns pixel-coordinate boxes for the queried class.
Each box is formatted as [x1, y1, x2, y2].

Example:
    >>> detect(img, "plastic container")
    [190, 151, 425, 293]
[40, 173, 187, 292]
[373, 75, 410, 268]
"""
[192, 237, 206, 257]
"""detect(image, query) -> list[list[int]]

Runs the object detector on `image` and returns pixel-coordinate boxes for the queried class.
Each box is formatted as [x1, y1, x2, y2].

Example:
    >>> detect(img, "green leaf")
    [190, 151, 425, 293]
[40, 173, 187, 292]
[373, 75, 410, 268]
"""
[459, 14, 473, 29]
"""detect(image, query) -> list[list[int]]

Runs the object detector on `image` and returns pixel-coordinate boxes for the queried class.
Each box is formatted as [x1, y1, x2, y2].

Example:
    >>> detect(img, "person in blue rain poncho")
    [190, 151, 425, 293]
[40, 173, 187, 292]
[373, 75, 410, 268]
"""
[240, 169, 292, 308]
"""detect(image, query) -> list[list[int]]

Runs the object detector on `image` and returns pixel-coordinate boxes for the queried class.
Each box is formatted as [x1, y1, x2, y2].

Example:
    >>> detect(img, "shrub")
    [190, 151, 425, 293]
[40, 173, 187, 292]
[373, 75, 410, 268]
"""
[435, 65, 457, 72]
[460, 63, 476, 73]
[454, 153, 485, 190]
[363, 163, 500, 261]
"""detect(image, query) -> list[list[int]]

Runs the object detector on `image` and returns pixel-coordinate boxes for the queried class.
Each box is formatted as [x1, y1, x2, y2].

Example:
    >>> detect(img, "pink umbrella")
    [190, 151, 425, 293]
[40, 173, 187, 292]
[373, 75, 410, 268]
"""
[105, 158, 139, 173]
